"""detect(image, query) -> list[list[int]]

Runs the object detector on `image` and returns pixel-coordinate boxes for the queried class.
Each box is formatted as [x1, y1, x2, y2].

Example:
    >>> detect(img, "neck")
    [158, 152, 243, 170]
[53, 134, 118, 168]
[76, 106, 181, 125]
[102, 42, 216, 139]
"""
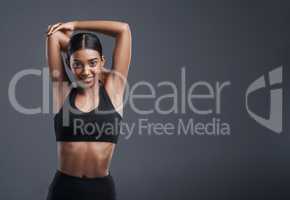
[77, 80, 101, 96]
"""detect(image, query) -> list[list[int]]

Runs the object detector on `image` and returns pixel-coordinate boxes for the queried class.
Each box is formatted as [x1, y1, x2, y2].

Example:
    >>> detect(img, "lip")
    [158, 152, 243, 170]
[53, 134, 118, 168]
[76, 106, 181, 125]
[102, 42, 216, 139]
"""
[81, 76, 94, 83]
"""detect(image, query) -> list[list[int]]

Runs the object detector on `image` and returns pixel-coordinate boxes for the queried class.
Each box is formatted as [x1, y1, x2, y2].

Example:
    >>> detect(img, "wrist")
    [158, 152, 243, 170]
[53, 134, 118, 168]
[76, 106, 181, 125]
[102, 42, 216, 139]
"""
[72, 20, 79, 30]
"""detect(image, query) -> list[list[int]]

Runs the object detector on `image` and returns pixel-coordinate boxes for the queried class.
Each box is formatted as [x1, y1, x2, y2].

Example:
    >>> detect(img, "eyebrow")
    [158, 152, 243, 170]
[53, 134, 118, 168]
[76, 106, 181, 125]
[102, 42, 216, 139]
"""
[73, 57, 99, 62]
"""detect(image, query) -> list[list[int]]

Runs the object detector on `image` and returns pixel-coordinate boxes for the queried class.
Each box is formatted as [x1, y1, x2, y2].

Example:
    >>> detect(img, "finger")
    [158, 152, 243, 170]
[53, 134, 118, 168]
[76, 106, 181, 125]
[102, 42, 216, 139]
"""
[50, 24, 63, 35]
[46, 25, 52, 34]
[47, 24, 57, 35]
[47, 23, 61, 35]
[48, 23, 62, 35]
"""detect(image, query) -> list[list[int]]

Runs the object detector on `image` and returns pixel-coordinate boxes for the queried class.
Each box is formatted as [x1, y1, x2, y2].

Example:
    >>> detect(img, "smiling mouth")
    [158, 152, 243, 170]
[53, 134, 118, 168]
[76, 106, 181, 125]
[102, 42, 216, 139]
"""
[81, 76, 94, 82]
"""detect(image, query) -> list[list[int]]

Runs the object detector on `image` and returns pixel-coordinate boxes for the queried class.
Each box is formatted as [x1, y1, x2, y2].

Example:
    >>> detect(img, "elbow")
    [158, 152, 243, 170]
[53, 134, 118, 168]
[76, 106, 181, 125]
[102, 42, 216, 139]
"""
[121, 23, 130, 33]
[114, 22, 131, 37]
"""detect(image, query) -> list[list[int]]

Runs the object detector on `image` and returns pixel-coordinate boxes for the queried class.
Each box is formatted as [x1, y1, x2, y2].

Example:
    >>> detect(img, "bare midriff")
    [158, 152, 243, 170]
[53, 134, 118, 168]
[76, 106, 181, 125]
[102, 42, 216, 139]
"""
[57, 142, 115, 178]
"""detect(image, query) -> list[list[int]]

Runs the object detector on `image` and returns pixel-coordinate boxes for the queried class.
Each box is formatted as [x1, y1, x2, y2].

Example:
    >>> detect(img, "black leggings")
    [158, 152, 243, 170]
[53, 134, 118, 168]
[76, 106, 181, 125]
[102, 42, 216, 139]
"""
[46, 170, 116, 200]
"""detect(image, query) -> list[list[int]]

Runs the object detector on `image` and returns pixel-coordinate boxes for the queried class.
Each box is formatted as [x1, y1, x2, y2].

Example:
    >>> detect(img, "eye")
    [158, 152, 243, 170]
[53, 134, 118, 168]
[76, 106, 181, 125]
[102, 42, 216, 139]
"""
[89, 60, 98, 67]
[72, 62, 83, 69]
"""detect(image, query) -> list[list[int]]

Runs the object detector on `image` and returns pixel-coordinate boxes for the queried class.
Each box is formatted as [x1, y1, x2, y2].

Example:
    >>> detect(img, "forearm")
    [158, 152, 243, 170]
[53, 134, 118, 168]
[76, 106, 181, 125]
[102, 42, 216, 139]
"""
[73, 20, 129, 37]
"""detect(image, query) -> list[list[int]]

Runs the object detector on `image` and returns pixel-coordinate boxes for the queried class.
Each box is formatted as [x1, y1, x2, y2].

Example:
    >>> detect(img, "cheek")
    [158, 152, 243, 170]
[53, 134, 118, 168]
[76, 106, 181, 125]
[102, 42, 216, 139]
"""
[93, 65, 102, 73]
[72, 68, 83, 76]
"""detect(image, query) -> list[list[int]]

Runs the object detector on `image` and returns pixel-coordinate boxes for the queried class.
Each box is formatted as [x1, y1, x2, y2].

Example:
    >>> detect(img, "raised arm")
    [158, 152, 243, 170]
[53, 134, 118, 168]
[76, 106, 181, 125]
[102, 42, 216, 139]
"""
[45, 27, 73, 112]
[75, 20, 131, 93]
[48, 20, 132, 96]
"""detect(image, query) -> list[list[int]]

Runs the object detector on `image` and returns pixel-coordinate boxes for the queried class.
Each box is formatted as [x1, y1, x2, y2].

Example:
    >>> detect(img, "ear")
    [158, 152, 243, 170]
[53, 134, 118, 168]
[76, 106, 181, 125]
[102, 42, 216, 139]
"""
[101, 55, 106, 66]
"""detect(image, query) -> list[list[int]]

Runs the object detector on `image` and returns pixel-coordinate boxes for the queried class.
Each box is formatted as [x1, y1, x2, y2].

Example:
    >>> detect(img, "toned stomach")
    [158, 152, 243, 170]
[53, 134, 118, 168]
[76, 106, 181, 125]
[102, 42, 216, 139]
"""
[57, 142, 115, 178]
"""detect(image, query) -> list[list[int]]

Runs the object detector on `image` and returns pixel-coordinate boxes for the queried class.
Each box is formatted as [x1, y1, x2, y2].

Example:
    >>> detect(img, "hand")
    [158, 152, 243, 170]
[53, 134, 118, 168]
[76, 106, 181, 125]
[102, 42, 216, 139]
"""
[46, 21, 76, 37]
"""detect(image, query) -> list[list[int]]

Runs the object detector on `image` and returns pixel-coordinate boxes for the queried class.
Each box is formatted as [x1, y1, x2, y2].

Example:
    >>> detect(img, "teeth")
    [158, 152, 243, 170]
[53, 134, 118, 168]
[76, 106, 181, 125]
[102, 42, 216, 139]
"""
[82, 77, 93, 80]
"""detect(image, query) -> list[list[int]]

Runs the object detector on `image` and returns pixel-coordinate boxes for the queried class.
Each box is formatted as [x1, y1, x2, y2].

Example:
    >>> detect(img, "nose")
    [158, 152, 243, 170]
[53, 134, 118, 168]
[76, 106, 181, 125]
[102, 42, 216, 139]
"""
[82, 65, 90, 76]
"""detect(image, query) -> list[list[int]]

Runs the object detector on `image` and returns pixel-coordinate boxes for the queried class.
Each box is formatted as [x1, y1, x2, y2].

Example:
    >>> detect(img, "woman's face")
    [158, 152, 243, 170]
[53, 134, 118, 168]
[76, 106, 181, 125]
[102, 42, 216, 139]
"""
[69, 48, 105, 88]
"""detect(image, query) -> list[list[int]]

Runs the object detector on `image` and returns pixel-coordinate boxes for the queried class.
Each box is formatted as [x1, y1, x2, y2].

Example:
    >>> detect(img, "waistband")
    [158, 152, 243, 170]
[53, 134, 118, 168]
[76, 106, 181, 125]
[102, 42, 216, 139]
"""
[55, 170, 112, 182]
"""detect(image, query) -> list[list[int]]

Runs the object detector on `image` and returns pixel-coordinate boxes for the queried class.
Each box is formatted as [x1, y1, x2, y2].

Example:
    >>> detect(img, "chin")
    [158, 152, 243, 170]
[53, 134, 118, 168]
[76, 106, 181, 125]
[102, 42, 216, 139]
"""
[77, 79, 97, 88]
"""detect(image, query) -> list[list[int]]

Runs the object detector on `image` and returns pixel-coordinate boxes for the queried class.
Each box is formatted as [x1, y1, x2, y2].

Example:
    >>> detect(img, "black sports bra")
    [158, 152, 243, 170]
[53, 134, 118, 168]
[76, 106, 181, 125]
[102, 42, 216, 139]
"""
[54, 80, 123, 143]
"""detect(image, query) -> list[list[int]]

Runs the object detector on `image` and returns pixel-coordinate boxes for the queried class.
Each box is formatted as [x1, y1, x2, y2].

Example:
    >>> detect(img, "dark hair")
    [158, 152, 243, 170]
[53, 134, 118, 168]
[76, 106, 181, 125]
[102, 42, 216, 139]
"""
[66, 32, 103, 67]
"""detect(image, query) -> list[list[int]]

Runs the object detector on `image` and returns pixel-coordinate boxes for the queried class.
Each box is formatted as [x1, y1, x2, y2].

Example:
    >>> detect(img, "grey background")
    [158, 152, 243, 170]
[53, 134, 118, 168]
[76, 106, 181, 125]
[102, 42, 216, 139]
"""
[1, 0, 290, 199]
